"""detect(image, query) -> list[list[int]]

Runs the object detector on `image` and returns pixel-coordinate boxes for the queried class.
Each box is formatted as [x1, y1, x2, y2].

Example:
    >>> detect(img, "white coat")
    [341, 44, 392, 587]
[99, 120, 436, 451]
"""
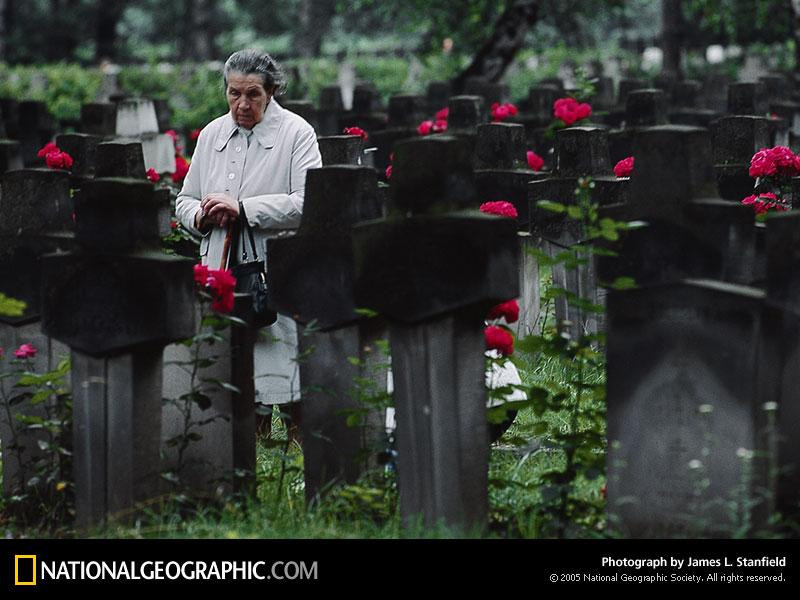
[175, 99, 323, 404]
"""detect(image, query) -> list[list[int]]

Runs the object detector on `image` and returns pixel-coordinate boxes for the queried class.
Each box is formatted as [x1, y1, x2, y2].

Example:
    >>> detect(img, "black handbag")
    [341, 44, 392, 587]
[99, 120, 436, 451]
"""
[231, 201, 278, 328]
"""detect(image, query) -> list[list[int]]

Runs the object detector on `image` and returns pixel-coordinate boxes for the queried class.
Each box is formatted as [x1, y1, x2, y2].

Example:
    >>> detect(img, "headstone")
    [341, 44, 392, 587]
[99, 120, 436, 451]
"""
[114, 98, 176, 173]
[608, 89, 668, 163]
[317, 85, 345, 136]
[0, 168, 74, 498]
[710, 116, 770, 200]
[1, 98, 20, 139]
[352, 135, 519, 531]
[529, 127, 627, 338]
[318, 135, 364, 167]
[55, 133, 102, 181]
[604, 78, 648, 127]
[514, 85, 560, 164]
[17, 101, 57, 167]
[669, 79, 719, 127]
[728, 82, 789, 147]
[606, 279, 773, 537]
[0, 140, 22, 173]
[268, 166, 387, 500]
[80, 103, 117, 137]
[463, 77, 509, 112]
[474, 122, 544, 336]
[426, 81, 452, 115]
[94, 141, 147, 179]
[40, 177, 195, 527]
[369, 94, 428, 172]
[338, 83, 388, 136]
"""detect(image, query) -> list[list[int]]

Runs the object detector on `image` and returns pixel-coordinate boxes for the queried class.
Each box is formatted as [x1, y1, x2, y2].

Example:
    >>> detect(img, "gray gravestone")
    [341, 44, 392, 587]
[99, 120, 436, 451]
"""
[40, 177, 195, 527]
[352, 135, 519, 531]
[473, 122, 544, 337]
[370, 94, 429, 173]
[711, 116, 770, 201]
[268, 166, 387, 501]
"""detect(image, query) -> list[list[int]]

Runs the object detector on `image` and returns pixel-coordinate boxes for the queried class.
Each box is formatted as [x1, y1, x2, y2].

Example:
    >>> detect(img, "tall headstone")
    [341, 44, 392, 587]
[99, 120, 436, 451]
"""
[114, 98, 175, 173]
[369, 94, 428, 173]
[40, 178, 195, 527]
[711, 116, 770, 201]
[728, 82, 789, 147]
[474, 122, 544, 336]
[352, 135, 519, 531]
[608, 89, 669, 163]
[317, 85, 346, 136]
[268, 166, 387, 501]
[17, 101, 57, 167]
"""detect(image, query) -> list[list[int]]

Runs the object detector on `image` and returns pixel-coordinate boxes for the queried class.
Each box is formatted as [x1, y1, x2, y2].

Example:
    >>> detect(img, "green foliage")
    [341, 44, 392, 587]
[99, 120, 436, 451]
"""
[0, 293, 26, 318]
[0, 354, 73, 532]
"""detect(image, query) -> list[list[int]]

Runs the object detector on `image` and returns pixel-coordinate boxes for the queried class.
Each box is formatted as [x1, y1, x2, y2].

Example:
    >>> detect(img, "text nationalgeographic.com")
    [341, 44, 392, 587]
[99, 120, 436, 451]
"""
[18, 558, 318, 583]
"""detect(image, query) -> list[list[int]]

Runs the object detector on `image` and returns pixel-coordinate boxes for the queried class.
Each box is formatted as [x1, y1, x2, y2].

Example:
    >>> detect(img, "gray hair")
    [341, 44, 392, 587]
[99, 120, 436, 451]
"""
[223, 49, 287, 95]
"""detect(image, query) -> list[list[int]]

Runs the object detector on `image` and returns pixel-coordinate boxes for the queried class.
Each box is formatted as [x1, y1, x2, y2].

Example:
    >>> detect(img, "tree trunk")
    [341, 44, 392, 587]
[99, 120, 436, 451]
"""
[94, 0, 126, 62]
[452, 0, 540, 93]
[661, 0, 684, 79]
[295, 0, 336, 58]
[0, 0, 7, 62]
[181, 0, 214, 61]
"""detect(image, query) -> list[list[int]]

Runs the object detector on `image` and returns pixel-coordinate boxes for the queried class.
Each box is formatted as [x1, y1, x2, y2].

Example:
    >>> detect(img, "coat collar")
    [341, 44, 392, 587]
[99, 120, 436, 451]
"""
[214, 99, 284, 151]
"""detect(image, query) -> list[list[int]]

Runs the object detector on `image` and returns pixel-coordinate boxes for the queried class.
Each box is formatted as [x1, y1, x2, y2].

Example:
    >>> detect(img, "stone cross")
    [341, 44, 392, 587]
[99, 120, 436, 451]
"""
[268, 165, 386, 501]
[317, 85, 346, 136]
[369, 94, 429, 173]
[528, 127, 628, 339]
[711, 116, 770, 201]
[608, 89, 668, 164]
[0, 168, 74, 497]
[351, 135, 519, 531]
[474, 122, 545, 336]
[40, 177, 195, 527]
[728, 82, 789, 147]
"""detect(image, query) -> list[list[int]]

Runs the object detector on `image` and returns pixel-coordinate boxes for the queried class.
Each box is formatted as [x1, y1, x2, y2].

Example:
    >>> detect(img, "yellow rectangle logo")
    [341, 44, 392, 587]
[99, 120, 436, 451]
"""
[14, 554, 37, 586]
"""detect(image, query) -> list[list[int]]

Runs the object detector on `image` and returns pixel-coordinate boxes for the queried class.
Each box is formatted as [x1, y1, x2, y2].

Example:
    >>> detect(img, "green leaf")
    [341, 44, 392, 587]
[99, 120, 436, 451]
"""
[537, 200, 566, 213]
[609, 276, 637, 290]
[0, 292, 26, 317]
[354, 307, 379, 318]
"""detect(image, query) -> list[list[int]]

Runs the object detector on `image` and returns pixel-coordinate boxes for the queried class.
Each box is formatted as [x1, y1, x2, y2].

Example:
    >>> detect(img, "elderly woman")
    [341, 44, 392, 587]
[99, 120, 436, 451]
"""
[176, 49, 322, 435]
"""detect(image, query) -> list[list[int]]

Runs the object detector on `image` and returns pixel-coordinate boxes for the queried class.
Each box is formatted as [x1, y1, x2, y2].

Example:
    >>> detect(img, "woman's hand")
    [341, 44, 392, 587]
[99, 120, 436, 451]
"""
[201, 193, 239, 228]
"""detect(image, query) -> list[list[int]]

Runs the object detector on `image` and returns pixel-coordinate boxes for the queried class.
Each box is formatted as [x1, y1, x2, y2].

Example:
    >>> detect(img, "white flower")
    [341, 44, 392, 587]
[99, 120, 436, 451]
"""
[688, 459, 703, 470]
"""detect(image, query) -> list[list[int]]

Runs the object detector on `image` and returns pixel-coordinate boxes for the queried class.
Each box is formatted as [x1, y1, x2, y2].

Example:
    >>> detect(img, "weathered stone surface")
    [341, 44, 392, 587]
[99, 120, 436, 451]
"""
[318, 135, 363, 166]
[352, 213, 519, 323]
[625, 89, 668, 128]
[711, 116, 770, 200]
[386, 94, 427, 128]
[473, 123, 528, 171]
[0, 168, 72, 239]
[115, 98, 159, 136]
[426, 81, 452, 114]
[73, 178, 160, 252]
[389, 135, 477, 214]
[555, 127, 612, 178]
[80, 103, 117, 136]
[447, 95, 484, 133]
[606, 280, 772, 537]
[55, 133, 102, 179]
[41, 252, 195, 356]
[94, 141, 146, 178]
[0, 140, 22, 173]
[728, 82, 769, 116]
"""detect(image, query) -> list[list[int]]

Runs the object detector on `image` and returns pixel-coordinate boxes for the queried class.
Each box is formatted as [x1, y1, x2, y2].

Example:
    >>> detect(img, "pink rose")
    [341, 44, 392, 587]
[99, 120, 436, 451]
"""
[343, 126, 369, 141]
[527, 150, 544, 171]
[479, 200, 518, 219]
[146, 168, 160, 183]
[613, 156, 635, 178]
[435, 107, 449, 121]
[417, 120, 434, 135]
[13, 343, 37, 359]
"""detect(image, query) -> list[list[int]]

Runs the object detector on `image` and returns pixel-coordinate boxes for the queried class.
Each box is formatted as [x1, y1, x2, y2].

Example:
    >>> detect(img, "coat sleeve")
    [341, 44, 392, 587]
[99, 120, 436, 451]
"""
[240, 125, 322, 230]
[175, 131, 211, 237]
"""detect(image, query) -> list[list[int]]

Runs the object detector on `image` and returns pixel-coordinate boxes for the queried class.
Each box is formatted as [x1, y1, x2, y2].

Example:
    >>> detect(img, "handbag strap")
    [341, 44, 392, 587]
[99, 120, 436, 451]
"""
[238, 200, 260, 261]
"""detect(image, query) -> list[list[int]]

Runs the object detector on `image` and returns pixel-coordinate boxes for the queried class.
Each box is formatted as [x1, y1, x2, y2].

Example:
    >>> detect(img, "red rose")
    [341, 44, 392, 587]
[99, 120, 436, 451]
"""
[37, 142, 59, 158]
[435, 107, 449, 121]
[432, 119, 448, 133]
[385, 164, 392, 180]
[206, 268, 236, 314]
[45, 150, 74, 170]
[506, 103, 518, 116]
[526, 150, 544, 171]
[13, 343, 37, 359]
[193, 263, 210, 286]
[485, 326, 514, 356]
[613, 156, 634, 178]
[491, 102, 517, 122]
[487, 299, 519, 324]
[479, 200, 518, 219]
[417, 120, 434, 135]
[170, 218, 178, 229]
[553, 97, 592, 126]
[172, 155, 190, 184]
[146, 168, 160, 182]
[343, 126, 369, 141]
[190, 128, 202, 141]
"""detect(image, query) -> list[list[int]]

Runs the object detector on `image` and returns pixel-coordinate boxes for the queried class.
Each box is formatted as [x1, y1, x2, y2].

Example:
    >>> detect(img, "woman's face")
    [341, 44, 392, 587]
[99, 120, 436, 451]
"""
[226, 72, 272, 129]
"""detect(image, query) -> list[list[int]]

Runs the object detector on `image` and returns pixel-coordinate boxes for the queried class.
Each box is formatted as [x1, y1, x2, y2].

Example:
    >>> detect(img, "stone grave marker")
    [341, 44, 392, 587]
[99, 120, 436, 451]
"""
[317, 85, 346, 136]
[352, 135, 519, 531]
[268, 165, 387, 501]
[40, 177, 195, 527]
[17, 101, 57, 167]
[474, 122, 545, 336]
[669, 79, 719, 128]
[528, 127, 628, 339]
[369, 94, 428, 173]
[80, 103, 118, 137]
[606, 279, 773, 537]
[338, 83, 387, 134]
[608, 89, 669, 163]
[728, 82, 789, 147]
[710, 116, 770, 201]
[114, 98, 175, 173]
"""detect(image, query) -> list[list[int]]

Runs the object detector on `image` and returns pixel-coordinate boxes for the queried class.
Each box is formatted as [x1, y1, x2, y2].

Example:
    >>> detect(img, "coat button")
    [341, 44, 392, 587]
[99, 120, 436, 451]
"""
[228, 172, 236, 180]
[235, 146, 242, 152]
